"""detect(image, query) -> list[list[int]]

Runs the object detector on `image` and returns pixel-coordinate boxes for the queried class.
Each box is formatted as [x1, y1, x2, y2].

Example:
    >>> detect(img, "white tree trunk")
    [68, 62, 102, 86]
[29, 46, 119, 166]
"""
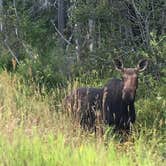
[74, 23, 81, 62]
[88, 18, 95, 52]
[58, 0, 65, 46]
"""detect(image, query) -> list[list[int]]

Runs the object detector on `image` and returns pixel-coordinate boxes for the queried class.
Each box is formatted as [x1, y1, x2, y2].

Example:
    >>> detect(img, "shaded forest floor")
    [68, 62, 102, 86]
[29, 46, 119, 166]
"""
[0, 71, 165, 166]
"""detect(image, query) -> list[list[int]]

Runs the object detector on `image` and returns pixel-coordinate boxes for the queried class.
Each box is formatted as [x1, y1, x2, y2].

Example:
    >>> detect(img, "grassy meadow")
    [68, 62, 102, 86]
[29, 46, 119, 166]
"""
[0, 71, 165, 166]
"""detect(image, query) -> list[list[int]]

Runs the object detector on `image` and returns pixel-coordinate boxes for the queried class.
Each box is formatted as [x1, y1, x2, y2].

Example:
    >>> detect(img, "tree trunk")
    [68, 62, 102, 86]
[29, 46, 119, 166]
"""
[58, 0, 65, 47]
[13, 0, 20, 61]
[88, 18, 95, 52]
[74, 23, 81, 63]
[0, 0, 3, 32]
[161, 9, 166, 35]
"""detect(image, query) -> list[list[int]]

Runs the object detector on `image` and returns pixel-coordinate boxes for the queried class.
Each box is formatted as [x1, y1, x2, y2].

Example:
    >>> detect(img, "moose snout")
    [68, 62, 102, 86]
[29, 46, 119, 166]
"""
[122, 88, 135, 104]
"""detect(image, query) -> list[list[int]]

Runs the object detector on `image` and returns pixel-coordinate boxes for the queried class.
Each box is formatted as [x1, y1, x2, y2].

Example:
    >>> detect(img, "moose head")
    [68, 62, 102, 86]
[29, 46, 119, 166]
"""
[114, 59, 148, 104]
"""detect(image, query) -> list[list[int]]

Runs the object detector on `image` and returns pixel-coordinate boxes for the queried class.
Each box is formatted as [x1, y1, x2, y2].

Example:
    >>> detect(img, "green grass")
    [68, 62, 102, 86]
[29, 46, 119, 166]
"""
[0, 71, 165, 166]
[0, 130, 164, 166]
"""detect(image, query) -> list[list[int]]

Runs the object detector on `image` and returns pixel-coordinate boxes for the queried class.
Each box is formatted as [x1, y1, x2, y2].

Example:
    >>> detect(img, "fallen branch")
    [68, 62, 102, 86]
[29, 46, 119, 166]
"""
[50, 20, 71, 45]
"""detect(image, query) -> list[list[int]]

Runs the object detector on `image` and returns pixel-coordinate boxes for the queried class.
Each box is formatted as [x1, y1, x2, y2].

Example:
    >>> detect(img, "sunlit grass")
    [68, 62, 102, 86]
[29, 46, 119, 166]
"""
[0, 71, 165, 165]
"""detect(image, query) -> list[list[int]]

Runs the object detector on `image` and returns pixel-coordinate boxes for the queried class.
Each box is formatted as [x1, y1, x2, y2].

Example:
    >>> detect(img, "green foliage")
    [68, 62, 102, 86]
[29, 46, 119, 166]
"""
[1, 0, 165, 90]
[17, 55, 67, 90]
[0, 52, 12, 70]
[0, 71, 165, 165]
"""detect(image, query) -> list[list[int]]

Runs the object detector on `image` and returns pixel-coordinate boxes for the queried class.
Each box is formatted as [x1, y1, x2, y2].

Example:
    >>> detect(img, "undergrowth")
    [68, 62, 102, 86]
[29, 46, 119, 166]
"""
[0, 71, 165, 166]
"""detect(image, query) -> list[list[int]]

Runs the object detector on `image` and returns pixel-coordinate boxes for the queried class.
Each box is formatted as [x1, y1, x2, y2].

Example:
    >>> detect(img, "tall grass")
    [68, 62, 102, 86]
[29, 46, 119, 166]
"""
[0, 131, 164, 166]
[0, 71, 165, 166]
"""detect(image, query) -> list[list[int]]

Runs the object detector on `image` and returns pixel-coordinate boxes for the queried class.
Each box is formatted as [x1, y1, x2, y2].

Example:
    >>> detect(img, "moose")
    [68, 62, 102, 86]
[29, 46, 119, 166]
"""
[103, 59, 148, 132]
[63, 59, 148, 134]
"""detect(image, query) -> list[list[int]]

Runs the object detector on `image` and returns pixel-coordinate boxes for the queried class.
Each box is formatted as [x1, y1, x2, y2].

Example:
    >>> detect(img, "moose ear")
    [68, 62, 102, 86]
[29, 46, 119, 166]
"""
[114, 59, 124, 72]
[137, 59, 148, 72]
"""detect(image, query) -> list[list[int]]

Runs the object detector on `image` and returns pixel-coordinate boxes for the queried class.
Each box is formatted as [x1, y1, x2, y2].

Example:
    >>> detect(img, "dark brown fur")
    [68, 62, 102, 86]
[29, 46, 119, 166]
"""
[63, 87, 103, 131]
[103, 59, 148, 131]
[64, 59, 148, 133]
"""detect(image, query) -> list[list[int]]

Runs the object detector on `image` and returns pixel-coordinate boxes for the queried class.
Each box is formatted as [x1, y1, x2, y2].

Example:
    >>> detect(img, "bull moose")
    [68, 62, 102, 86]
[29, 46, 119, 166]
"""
[63, 59, 148, 134]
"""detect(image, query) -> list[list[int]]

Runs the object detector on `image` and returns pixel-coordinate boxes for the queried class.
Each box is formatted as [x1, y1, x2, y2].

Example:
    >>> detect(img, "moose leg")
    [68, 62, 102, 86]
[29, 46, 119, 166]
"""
[102, 97, 114, 125]
[124, 103, 136, 133]
[129, 103, 136, 124]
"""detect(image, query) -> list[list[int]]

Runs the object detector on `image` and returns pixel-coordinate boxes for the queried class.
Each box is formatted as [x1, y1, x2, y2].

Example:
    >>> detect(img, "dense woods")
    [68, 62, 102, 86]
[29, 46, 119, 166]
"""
[0, 0, 165, 165]
[0, 0, 165, 88]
